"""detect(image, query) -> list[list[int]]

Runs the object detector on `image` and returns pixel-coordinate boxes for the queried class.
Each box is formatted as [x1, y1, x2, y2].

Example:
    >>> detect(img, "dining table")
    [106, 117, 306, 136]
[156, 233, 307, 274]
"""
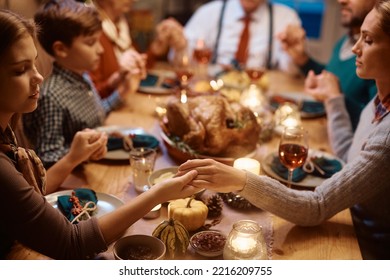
[6, 65, 362, 260]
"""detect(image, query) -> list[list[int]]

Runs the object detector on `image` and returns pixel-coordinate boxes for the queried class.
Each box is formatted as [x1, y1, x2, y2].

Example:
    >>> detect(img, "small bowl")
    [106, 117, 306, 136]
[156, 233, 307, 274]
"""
[190, 230, 227, 257]
[148, 166, 179, 186]
[148, 166, 205, 198]
[113, 235, 166, 260]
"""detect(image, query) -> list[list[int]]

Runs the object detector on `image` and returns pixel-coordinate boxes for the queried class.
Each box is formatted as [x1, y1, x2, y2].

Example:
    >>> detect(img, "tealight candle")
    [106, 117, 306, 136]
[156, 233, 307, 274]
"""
[223, 220, 268, 260]
[233, 158, 260, 175]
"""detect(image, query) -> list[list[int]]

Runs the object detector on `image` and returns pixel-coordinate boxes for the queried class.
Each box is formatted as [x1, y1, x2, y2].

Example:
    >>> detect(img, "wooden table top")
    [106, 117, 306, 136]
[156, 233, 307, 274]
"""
[6, 70, 362, 260]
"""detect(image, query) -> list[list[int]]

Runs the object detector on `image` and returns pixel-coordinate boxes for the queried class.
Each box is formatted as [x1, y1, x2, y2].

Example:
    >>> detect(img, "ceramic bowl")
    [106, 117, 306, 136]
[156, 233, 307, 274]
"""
[113, 235, 166, 260]
[190, 230, 227, 257]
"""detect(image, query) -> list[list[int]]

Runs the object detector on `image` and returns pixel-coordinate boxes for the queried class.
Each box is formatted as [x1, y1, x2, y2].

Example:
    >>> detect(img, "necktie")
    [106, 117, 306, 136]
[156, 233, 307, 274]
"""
[235, 14, 251, 65]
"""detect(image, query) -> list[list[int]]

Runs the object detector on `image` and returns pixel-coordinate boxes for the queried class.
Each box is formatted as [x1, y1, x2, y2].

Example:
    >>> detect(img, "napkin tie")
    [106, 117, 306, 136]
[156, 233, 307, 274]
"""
[57, 188, 98, 224]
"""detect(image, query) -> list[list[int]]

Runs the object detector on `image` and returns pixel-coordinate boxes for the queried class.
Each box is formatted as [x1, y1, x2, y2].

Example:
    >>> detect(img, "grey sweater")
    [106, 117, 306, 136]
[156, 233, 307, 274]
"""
[240, 96, 390, 258]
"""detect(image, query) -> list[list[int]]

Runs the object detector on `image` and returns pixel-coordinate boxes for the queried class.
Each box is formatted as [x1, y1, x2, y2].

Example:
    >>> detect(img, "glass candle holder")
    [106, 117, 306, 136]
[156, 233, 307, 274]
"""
[223, 220, 268, 260]
[274, 102, 301, 129]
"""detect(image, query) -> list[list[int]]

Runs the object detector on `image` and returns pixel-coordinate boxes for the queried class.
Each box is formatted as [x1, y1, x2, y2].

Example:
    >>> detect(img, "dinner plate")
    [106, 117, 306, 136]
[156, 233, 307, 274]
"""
[261, 150, 344, 188]
[138, 69, 177, 95]
[269, 92, 326, 119]
[45, 190, 124, 218]
[96, 126, 146, 160]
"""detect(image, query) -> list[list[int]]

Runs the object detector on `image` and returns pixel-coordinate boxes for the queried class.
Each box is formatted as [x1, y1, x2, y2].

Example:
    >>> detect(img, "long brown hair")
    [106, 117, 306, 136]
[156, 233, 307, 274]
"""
[0, 9, 38, 130]
[375, 0, 390, 37]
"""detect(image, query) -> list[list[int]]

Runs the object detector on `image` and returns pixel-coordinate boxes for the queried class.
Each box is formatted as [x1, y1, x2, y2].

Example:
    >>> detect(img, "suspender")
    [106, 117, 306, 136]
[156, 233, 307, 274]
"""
[212, 1, 274, 69]
[211, 0, 227, 64]
[267, 3, 273, 69]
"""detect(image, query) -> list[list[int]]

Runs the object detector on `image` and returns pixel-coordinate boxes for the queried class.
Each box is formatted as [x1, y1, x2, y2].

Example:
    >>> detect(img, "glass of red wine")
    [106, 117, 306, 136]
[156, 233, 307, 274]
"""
[172, 47, 194, 103]
[278, 126, 309, 188]
[244, 54, 266, 85]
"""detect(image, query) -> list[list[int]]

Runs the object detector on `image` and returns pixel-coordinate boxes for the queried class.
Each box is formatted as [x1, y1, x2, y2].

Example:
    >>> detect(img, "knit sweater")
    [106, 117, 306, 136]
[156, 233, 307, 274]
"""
[240, 96, 390, 259]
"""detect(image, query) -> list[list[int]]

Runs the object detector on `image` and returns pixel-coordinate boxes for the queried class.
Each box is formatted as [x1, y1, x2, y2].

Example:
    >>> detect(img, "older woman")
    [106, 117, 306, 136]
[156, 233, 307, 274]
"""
[180, 0, 390, 259]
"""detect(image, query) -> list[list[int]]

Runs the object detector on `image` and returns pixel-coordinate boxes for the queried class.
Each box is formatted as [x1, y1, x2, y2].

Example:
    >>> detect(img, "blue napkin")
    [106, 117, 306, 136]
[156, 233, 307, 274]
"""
[310, 156, 342, 178]
[107, 134, 159, 151]
[301, 100, 325, 114]
[270, 155, 307, 182]
[57, 188, 98, 223]
[140, 73, 159, 87]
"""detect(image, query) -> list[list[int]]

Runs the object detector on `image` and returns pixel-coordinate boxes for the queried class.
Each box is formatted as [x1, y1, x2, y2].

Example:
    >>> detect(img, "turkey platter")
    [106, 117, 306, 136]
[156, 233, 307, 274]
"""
[163, 95, 260, 158]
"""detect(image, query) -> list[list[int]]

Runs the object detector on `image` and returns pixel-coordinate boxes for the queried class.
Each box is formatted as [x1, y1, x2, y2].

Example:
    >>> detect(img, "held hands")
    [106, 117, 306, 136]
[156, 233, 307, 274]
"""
[304, 70, 342, 102]
[152, 18, 187, 56]
[277, 24, 309, 66]
[178, 159, 247, 193]
[67, 129, 108, 165]
[151, 170, 199, 202]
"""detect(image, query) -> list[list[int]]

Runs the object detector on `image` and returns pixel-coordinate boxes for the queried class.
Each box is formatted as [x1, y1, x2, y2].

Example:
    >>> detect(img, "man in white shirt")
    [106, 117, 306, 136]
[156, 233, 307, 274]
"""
[184, 0, 301, 74]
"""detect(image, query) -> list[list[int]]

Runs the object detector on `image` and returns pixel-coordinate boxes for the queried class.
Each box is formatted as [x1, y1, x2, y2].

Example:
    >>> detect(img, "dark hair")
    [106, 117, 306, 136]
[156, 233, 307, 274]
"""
[34, 0, 102, 56]
[0, 9, 38, 129]
[0, 9, 37, 60]
[375, 0, 390, 37]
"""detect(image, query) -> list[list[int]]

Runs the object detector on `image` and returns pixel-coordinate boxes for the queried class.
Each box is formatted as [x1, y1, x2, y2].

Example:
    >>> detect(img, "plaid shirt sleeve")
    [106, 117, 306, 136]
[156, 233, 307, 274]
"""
[23, 93, 70, 168]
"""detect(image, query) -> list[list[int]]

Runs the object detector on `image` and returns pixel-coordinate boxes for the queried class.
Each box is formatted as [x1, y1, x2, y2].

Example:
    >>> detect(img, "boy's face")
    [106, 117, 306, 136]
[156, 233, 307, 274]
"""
[61, 31, 104, 74]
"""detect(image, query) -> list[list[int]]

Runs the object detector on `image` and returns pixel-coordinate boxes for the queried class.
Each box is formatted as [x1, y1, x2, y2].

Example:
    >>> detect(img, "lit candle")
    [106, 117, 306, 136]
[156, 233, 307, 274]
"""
[233, 158, 260, 175]
[282, 116, 300, 128]
[231, 236, 257, 256]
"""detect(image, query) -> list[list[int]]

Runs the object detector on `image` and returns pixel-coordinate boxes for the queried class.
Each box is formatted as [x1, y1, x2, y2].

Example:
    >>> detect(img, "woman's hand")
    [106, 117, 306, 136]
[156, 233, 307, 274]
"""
[304, 70, 342, 102]
[151, 170, 199, 202]
[178, 159, 247, 193]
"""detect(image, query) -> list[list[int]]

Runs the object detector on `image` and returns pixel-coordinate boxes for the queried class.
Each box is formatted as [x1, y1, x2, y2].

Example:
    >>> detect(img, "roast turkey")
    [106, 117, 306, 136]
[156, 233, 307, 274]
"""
[165, 95, 260, 157]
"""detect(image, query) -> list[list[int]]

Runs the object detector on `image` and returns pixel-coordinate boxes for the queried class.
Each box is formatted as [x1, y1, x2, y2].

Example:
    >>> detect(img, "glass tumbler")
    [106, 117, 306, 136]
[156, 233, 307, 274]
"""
[129, 147, 157, 193]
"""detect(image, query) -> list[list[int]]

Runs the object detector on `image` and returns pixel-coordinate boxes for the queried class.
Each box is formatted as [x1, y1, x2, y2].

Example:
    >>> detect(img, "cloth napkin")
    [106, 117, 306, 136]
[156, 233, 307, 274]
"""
[301, 100, 325, 114]
[270, 155, 307, 182]
[107, 134, 159, 151]
[309, 156, 343, 178]
[270, 96, 325, 115]
[57, 188, 98, 223]
[270, 155, 342, 183]
[140, 73, 159, 87]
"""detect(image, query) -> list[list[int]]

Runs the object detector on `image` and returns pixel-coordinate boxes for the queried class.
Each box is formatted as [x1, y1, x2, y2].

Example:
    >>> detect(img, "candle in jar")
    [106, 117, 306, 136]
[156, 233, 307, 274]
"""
[233, 158, 260, 175]
[231, 236, 257, 256]
[282, 116, 300, 128]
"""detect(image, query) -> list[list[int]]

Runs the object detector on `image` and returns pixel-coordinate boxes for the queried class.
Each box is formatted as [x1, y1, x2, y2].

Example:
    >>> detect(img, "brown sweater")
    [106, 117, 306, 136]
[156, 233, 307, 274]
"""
[0, 152, 107, 259]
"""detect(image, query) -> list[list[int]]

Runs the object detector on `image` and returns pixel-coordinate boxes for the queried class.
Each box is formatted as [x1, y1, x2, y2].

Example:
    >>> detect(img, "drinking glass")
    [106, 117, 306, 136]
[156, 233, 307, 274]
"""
[278, 126, 309, 188]
[244, 55, 266, 85]
[192, 38, 212, 78]
[129, 147, 157, 193]
[172, 46, 194, 103]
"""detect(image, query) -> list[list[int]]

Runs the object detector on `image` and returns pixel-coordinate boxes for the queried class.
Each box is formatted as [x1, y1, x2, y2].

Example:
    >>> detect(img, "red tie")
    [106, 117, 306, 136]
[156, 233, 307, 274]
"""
[235, 14, 251, 65]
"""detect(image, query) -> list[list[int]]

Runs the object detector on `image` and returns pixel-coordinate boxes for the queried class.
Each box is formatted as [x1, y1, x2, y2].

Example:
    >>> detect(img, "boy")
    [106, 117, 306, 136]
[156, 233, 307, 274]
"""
[23, 0, 132, 168]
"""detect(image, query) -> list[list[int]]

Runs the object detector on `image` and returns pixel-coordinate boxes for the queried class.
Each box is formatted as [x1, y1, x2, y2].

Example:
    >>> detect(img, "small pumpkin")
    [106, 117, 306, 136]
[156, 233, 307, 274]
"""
[168, 197, 208, 232]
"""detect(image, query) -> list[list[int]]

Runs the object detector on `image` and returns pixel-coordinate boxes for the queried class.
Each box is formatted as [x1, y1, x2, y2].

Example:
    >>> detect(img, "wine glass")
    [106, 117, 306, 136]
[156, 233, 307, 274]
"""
[278, 126, 309, 188]
[244, 54, 266, 85]
[172, 47, 194, 103]
[192, 38, 212, 78]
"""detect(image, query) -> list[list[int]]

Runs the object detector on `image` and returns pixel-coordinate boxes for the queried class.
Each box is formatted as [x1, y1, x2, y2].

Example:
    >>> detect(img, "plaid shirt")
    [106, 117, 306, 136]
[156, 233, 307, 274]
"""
[374, 94, 390, 123]
[23, 63, 122, 167]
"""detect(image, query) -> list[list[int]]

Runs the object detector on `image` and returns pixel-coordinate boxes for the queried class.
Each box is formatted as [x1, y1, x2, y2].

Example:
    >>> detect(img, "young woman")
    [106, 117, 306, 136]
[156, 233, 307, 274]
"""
[180, 0, 390, 260]
[0, 8, 198, 259]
